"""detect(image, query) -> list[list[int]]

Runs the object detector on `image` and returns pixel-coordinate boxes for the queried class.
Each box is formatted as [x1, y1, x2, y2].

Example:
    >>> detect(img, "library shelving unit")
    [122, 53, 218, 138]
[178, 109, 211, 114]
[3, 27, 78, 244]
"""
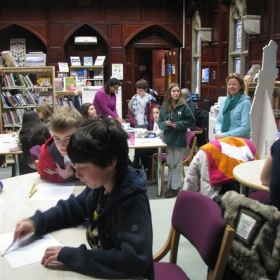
[0, 66, 55, 133]
[70, 65, 104, 86]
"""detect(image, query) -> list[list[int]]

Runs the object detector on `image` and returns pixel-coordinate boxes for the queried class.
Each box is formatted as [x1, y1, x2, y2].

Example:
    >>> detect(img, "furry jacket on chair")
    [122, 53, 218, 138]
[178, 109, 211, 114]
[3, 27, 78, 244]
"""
[221, 191, 280, 280]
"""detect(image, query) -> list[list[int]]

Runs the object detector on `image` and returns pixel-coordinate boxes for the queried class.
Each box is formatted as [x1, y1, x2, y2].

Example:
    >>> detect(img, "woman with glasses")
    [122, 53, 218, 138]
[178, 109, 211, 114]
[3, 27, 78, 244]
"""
[215, 73, 251, 139]
[93, 77, 125, 123]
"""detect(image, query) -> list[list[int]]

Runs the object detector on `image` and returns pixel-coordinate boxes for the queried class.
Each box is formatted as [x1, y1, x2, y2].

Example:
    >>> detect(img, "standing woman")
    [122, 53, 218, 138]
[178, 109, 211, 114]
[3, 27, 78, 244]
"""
[93, 78, 125, 123]
[215, 73, 251, 139]
[158, 83, 196, 198]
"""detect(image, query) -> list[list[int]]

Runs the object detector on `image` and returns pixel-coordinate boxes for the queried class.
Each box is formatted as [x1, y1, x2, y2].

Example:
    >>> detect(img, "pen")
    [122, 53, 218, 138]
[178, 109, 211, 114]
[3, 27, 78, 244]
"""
[0, 181, 3, 193]
[29, 189, 37, 198]
[1, 239, 17, 257]
[29, 183, 35, 195]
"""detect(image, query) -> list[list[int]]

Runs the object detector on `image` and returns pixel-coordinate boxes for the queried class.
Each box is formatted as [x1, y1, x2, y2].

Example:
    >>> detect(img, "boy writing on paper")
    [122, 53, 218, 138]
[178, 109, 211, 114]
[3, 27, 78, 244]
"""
[37, 106, 83, 183]
[14, 118, 154, 280]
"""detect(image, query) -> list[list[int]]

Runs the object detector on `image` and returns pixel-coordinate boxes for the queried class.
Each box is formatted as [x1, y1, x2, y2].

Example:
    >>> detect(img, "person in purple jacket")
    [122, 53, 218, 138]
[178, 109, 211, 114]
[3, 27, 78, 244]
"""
[93, 77, 125, 123]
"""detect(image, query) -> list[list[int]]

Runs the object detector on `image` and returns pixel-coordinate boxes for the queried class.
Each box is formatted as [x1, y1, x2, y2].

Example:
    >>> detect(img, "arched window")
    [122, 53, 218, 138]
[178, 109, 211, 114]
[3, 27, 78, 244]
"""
[191, 11, 201, 95]
[228, 0, 248, 75]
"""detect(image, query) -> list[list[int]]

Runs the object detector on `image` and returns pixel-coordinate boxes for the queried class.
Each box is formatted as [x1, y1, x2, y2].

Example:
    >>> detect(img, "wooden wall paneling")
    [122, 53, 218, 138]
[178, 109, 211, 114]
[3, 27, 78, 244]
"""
[145, 0, 162, 21]
[49, 24, 62, 48]
[104, 0, 123, 21]
[163, 0, 183, 22]
[6, 0, 27, 20]
[273, 0, 280, 35]
[152, 50, 166, 96]
[124, 0, 142, 21]
[48, 48, 63, 67]
[49, 0, 69, 20]
[111, 25, 122, 47]
[69, 0, 103, 21]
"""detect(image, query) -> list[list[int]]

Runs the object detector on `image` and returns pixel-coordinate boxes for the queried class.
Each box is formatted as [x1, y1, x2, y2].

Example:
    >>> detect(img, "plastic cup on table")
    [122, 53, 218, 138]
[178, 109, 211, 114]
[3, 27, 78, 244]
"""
[129, 131, 135, 145]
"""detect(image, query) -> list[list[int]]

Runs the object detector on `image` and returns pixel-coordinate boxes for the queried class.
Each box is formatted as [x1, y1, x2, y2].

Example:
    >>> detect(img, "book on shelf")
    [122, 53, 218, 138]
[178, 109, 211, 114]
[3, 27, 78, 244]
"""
[63, 76, 76, 91]
[0, 50, 17, 67]
[5, 91, 18, 107]
[58, 62, 69, 73]
[70, 56, 81, 66]
[83, 56, 93, 66]
[36, 77, 51, 87]
[54, 77, 63, 91]
[94, 56, 106, 66]
[244, 64, 261, 82]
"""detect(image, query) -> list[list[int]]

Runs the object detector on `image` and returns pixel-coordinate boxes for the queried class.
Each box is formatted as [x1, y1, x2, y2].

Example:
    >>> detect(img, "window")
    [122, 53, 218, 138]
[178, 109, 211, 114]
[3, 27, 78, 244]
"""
[192, 11, 201, 95]
[228, 0, 248, 76]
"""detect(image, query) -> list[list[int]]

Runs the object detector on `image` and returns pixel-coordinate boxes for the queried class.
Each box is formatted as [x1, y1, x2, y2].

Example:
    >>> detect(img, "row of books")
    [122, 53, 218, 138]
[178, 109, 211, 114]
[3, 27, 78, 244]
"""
[1, 90, 37, 108]
[1, 73, 35, 88]
[2, 108, 25, 126]
[56, 96, 82, 107]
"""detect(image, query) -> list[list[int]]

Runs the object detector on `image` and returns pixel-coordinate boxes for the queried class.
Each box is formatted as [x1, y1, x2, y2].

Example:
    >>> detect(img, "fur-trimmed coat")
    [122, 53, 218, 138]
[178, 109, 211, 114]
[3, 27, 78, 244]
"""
[221, 191, 280, 280]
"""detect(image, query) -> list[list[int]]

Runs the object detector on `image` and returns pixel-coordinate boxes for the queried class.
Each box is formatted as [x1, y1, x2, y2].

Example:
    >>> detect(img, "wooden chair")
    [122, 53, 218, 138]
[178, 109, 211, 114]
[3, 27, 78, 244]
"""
[151, 130, 197, 195]
[154, 190, 235, 280]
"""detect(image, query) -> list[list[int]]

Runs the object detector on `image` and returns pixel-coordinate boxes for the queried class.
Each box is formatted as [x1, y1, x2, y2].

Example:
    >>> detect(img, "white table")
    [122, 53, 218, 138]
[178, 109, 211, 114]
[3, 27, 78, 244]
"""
[0, 173, 142, 280]
[233, 159, 269, 196]
[128, 137, 167, 197]
[0, 134, 22, 176]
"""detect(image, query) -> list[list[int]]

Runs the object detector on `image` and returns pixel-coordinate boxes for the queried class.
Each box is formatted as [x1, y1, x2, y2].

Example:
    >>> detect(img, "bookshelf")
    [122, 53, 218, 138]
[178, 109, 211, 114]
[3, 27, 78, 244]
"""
[70, 65, 104, 86]
[0, 66, 55, 133]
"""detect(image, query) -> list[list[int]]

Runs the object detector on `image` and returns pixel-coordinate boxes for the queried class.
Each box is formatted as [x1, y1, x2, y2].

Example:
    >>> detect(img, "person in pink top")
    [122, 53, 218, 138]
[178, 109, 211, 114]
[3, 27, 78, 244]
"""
[93, 78, 125, 123]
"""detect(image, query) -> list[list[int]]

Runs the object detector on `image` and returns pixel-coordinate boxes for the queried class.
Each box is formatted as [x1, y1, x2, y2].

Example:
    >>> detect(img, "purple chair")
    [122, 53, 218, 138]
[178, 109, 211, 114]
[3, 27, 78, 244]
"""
[154, 190, 235, 280]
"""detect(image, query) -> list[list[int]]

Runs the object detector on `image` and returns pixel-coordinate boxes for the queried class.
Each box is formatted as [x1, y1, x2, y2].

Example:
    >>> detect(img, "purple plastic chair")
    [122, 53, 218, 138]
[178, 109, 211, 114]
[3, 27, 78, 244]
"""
[154, 190, 235, 280]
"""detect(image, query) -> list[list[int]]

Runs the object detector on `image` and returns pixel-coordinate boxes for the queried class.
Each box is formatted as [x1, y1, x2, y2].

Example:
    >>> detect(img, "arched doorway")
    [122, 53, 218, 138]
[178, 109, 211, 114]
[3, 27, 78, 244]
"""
[125, 25, 182, 107]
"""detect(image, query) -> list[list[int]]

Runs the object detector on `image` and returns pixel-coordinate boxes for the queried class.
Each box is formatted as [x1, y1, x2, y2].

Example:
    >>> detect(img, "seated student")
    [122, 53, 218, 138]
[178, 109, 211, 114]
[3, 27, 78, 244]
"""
[260, 138, 280, 210]
[183, 136, 259, 198]
[37, 107, 83, 183]
[36, 102, 54, 128]
[14, 118, 154, 280]
[137, 105, 163, 179]
[18, 111, 51, 174]
[79, 102, 97, 121]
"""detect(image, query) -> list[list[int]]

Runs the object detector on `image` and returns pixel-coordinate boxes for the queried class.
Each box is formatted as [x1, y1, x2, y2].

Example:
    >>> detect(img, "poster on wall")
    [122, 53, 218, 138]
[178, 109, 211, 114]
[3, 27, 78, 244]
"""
[10, 38, 26, 65]
[112, 63, 123, 80]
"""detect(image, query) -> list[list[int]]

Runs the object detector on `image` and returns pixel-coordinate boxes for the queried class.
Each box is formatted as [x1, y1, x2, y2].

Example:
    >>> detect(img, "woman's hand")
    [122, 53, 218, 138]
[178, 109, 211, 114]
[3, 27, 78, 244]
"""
[214, 134, 222, 140]
[41, 246, 64, 267]
[165, 120, 173, 127]
[116, 117, 126, 123]
[14, 219, 35, 240]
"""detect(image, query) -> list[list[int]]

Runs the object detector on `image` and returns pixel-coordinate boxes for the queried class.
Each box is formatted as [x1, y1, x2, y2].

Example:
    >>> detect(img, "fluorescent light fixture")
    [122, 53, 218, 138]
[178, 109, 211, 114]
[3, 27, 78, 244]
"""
[74, 36, 97, 45]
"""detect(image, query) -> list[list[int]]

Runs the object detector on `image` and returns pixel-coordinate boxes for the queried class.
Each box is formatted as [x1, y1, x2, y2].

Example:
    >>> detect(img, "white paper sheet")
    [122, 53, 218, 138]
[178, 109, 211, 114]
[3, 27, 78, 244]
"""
[0, 232, 62, 268]
[0, 200, 5, 206]
[30, 181, 75, 200]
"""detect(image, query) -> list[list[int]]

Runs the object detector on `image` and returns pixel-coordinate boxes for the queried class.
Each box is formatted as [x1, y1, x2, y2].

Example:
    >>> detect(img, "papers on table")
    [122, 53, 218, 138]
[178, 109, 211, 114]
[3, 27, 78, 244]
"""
[30, 181, 76, 200]
[0, 200, 5, 206]
[0, 232, 62, 268]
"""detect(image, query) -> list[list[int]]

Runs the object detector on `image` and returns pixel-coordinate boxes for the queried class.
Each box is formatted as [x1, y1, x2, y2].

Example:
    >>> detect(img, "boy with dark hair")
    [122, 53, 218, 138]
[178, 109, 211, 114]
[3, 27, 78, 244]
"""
[37, 106, 83, 183]
[14, 118, 154, 279]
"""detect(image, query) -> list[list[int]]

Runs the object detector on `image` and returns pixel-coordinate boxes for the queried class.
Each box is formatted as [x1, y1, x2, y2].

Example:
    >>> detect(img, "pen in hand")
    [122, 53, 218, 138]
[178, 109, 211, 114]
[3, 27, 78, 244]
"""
[0, 181, 3, 193]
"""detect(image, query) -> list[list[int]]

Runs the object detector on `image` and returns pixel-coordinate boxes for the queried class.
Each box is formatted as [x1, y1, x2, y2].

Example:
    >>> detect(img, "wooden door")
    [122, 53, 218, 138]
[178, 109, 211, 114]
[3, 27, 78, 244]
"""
[152, 50, 167, 97]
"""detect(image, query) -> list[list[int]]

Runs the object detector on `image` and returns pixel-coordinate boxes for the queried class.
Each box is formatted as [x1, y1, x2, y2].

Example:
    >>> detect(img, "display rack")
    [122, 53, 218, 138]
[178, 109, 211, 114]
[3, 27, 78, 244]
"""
[0, 66, 55, 133]
[70, 65, 104, 86]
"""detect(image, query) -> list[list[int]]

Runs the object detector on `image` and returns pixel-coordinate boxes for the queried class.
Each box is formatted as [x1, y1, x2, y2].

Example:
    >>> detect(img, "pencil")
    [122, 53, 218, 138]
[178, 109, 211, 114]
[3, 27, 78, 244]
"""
[29, 183, 36, 195]
[29, 189, 37, 198]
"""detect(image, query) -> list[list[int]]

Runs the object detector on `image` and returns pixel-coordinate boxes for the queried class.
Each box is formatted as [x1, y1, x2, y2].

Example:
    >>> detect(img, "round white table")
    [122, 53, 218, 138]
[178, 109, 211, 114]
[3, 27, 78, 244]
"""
[233, 159, 269, 195]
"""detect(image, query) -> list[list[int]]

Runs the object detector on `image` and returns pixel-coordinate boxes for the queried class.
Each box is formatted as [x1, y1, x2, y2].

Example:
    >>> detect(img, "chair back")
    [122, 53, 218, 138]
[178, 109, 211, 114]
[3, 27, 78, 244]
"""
[172, 191, 226, 269]
[29, 145, 41, 160]
[183, 130, 197, 166]
[221, 191, 280, 279]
